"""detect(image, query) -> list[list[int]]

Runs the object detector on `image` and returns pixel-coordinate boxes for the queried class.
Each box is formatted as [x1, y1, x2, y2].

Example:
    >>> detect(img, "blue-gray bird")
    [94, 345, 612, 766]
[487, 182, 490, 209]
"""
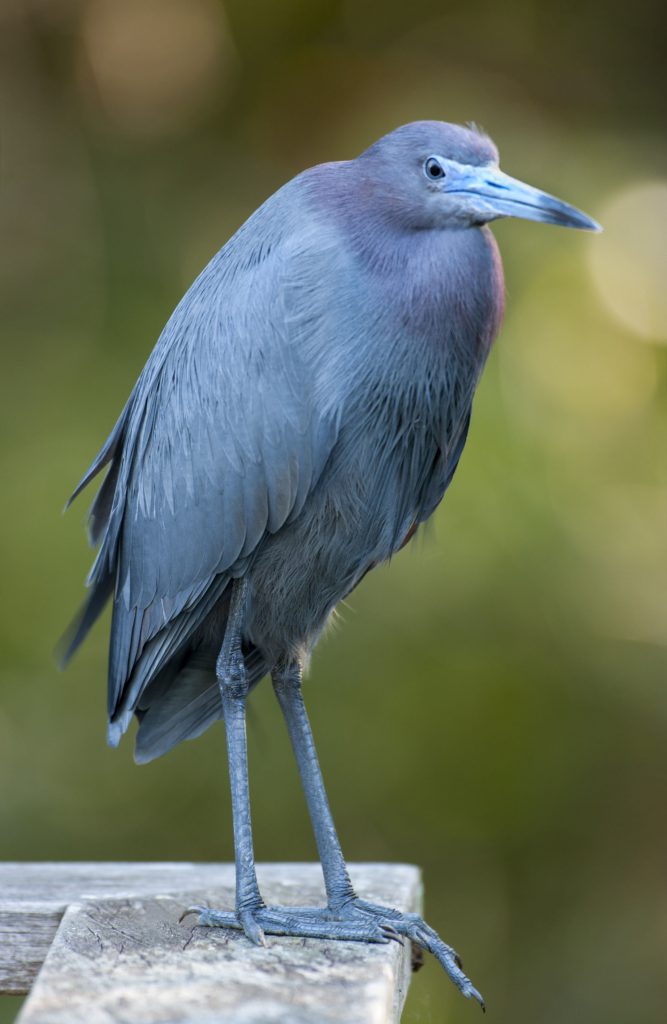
[63, 121, 599, 1007]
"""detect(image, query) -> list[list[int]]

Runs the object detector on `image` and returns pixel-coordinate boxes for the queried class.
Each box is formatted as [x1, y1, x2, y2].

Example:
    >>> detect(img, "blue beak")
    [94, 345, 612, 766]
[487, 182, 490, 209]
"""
[450, 164, 601, 232]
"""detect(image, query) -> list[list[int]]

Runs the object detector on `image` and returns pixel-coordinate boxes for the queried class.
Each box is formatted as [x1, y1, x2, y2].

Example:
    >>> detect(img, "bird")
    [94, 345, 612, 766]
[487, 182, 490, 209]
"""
[62, 120, 599, 1007]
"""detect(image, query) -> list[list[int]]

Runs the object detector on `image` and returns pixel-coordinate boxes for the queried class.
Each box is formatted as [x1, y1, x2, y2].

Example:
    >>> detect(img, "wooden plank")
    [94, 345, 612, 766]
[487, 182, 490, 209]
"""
[1, 863, 421, 1023]
[1, 863, 241, 995]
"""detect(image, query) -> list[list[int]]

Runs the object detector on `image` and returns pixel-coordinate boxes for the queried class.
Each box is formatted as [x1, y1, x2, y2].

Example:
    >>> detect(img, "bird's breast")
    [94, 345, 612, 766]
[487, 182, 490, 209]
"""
[379, 225, 504, 362]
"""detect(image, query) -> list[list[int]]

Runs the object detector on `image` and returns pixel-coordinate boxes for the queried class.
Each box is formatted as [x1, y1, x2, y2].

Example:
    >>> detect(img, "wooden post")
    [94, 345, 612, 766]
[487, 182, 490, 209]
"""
[1, 863, 422, 1023]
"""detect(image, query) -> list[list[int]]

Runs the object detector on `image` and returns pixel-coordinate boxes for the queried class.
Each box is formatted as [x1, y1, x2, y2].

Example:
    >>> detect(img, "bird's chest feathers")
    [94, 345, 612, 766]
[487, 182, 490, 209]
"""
[377, 226, 503, 358]
[345, 227, 502, 434]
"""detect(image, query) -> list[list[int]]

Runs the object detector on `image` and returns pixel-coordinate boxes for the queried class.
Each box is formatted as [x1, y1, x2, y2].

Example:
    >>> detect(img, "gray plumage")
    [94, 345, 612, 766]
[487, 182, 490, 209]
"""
[63, 121, 598, 1002]
[65, 122, 502, 755]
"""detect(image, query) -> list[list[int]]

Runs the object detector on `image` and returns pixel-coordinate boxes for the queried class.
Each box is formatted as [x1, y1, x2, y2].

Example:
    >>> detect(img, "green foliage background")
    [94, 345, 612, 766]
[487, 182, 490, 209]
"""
[1, 2, 665, 1021]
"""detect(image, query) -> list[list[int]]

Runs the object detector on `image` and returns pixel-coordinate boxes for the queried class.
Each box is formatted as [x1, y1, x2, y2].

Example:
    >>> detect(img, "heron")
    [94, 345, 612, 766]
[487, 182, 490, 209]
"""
[63, 121, 599, 1007]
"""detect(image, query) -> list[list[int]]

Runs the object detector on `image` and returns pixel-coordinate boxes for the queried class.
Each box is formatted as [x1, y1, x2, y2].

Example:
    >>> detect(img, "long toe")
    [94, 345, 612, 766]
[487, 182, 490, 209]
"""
[185, 906, 240, 928]
[258, 907, 393, 944]
[426, 938, 484, 1009]
[335, 901, 485, 1008]
[180, 900, 483, 1006]
[181, 904, 393, 945]
[181, 905, 267, 944]
[178, 904, 225, 925]
[388, 918, 483, 1007]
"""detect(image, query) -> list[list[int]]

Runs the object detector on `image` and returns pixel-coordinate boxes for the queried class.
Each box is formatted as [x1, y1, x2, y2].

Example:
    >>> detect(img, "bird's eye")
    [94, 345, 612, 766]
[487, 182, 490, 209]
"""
[424, 157, 445, 180]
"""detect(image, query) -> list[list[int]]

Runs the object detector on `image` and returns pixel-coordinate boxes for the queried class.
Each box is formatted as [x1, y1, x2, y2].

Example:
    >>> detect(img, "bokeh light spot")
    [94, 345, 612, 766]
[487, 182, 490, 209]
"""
[499, 257, 658, 450]
[80, 0, 234, 136]
[587, 181, 667, 343]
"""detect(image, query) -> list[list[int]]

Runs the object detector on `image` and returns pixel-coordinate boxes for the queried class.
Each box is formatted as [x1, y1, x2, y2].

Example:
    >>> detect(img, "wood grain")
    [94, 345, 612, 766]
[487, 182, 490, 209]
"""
[1, 863, 421, 1023]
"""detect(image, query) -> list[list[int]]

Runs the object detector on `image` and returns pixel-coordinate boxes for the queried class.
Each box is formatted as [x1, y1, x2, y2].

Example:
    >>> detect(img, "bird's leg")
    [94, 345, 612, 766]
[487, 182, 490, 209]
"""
[271, 659, 356, 910]
[270, 660, 485, 1008]
[182, 645, 483, 1006]
[182, 577, 266, 944]
[183, 648, 396, 946]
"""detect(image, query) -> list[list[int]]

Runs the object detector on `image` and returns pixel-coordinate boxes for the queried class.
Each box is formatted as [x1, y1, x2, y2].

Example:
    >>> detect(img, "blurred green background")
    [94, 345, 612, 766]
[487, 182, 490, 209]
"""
[1, 1, 666, 1022]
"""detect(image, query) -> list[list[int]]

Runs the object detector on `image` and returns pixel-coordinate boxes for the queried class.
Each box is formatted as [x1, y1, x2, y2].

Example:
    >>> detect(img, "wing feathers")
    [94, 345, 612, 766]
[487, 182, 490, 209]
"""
[66, 397, 132, 514]
[66, 191, 342, 744]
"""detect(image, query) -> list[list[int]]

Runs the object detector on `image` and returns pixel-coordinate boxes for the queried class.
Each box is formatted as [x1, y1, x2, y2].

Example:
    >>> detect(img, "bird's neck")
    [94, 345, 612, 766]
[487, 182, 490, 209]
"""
[304, 161, 505, 362]
[350, 214, 505, 365]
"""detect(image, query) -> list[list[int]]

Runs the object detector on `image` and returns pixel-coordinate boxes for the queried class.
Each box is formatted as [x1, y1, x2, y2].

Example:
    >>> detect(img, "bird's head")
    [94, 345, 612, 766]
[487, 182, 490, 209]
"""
[356, 121, 600, 233]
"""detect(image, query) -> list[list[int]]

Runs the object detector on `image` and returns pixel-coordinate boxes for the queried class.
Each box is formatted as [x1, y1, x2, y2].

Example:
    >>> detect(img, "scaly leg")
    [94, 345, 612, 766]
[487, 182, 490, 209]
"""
[270, 660, 484, 1007]
[182, 648, 483, 1007]
[272, 659, 356, 910]
[183, 578, 267, 943]
[181, 593, 393, 947]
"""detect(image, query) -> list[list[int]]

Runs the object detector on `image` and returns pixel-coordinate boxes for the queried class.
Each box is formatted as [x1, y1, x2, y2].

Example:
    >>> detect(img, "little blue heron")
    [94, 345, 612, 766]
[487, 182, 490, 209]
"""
[63, 121, 599, 1006]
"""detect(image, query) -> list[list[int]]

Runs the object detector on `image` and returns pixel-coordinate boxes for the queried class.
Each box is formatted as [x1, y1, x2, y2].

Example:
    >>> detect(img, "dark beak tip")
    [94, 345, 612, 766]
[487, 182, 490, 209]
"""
[558, 210, 602, 233]
[557, 204, 601, 233]
[582, 215, 603, 234]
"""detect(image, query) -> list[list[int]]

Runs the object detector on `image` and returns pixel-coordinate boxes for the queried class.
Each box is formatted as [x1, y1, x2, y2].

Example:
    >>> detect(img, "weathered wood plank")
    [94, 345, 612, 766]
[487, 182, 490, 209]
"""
[1, 863, 421, 1023]
[1, 863, 241, 995]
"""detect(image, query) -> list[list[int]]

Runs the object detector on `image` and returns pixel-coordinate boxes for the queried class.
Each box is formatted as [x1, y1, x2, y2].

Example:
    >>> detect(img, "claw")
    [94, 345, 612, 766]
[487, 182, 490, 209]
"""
[240, 910, 266, 947]
[178, 905, 206, 924]
[178, 897, 484, 1007]
[380, 923, 403, 944]
[432, 946, 485, 1008]
[467, 984, 485, 1012]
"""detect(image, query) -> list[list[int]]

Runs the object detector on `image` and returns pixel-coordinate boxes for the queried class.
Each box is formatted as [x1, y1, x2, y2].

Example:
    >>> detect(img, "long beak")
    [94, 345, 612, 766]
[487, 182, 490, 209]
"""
[451, 164, 601, 232]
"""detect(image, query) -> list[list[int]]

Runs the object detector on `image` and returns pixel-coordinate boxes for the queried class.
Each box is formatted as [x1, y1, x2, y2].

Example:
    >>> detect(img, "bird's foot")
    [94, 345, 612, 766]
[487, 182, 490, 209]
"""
[181, 898, 483, 1008]
[345, 899, 484, 1008]
[180, 902, 398, 946]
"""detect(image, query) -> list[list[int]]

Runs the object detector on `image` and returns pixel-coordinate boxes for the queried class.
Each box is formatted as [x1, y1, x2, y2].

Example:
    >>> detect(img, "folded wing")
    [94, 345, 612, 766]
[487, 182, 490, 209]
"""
[63, 194, 341, 743]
